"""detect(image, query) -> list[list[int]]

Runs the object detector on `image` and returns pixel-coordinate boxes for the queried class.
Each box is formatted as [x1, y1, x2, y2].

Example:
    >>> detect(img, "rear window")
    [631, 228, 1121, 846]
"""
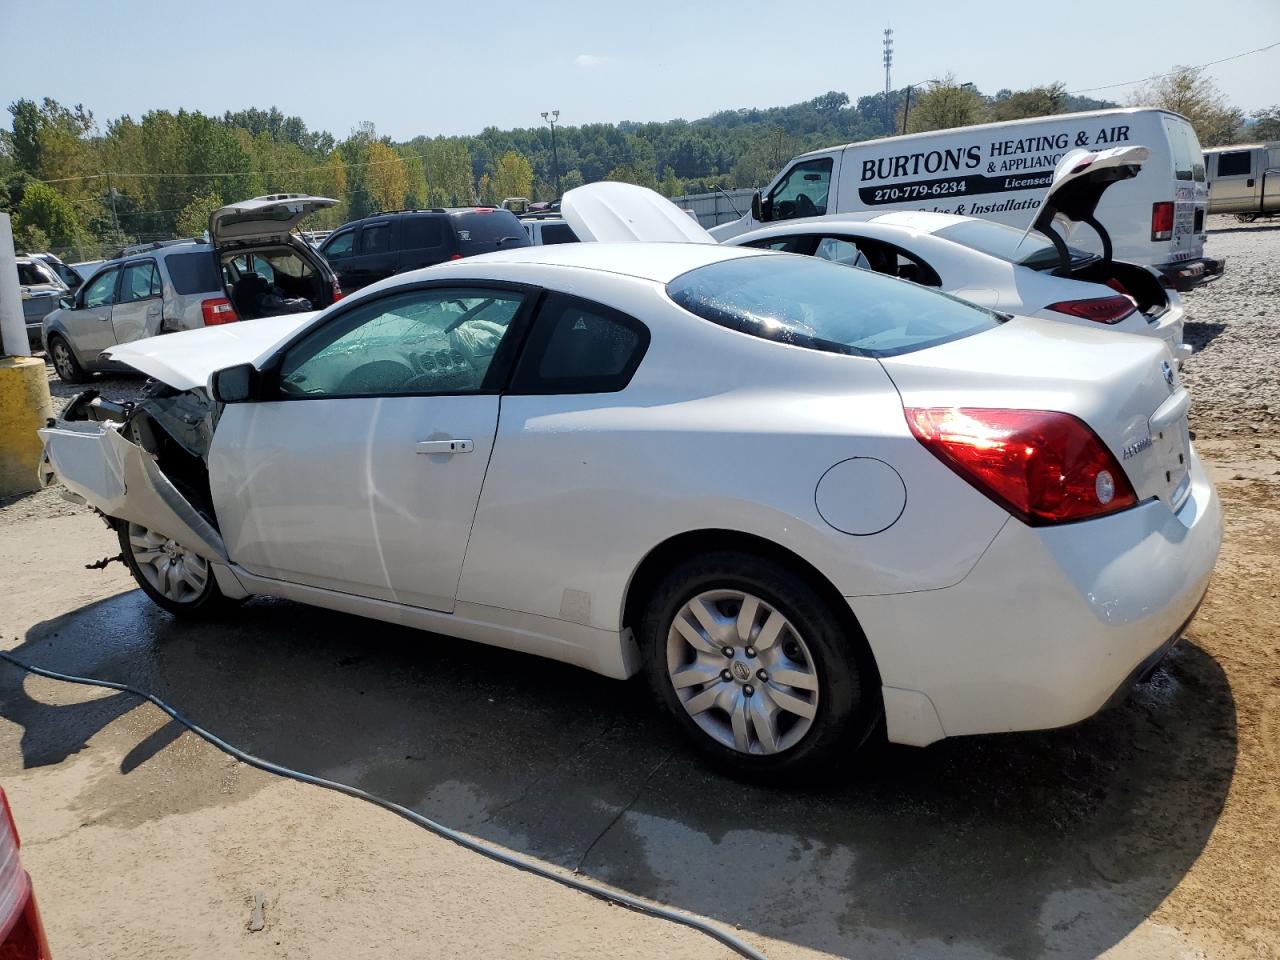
[453, 211, 531, 247]
[540, 222, 578, 245]
[17, 262, 56, 286]
[166, 251, 222, 295]
[1165, 117, 1206, 182]
[667, 255, 999, 358]
[935, 220, 1093, 270]
[1216, 150, 1252, 177]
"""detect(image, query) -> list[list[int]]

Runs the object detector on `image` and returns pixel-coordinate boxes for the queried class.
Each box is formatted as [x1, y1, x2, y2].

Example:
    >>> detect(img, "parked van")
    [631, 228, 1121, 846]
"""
[710, 108, 1220, 290]
[1204, 142, 1280, 221]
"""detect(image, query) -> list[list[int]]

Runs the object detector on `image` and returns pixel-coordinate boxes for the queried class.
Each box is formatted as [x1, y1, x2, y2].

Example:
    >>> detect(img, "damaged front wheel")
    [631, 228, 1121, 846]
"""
[119, 522, 235, 618]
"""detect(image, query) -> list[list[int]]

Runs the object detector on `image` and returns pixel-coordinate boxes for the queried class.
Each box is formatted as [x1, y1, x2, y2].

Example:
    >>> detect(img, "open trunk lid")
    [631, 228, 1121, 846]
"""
[562, 182, 716, 244]
[1026, 146, 1150, 271]
[209, 194, 337, 245]
[881, 317, 1191, 512]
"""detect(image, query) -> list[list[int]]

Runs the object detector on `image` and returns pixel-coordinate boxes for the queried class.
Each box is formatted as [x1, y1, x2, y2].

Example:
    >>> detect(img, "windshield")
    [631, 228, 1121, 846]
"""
[667, 254, 1000, 358]
[935, 220, 1094, 270]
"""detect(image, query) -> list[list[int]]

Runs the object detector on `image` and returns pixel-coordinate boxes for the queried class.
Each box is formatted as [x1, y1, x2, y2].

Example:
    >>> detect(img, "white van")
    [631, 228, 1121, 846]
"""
[1203, 142, 1280, 221]
[710, 108, 1221, 290]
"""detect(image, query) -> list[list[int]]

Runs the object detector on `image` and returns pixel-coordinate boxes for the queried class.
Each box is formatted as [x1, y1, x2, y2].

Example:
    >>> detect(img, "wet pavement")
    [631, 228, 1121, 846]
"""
[0, 513, 1237, 959]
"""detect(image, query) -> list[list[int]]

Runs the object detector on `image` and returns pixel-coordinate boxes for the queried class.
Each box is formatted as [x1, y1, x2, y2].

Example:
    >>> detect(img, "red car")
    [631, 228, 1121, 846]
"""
[0, 788, 51, 959]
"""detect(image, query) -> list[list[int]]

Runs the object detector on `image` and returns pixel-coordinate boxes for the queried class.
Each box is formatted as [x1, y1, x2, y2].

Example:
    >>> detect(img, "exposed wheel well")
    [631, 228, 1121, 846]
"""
[622, 528, 882, 688]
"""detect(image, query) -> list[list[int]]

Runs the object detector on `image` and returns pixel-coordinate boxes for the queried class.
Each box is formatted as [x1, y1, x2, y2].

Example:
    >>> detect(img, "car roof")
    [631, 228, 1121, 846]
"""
[454, 240, 768, 283]
[736, 210, 973, 240]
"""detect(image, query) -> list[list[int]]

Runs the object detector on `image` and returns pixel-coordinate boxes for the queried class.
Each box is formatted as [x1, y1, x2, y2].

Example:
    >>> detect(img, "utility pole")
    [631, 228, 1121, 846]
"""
[105, 172, 121, 239]
[541, 110, 561, 198]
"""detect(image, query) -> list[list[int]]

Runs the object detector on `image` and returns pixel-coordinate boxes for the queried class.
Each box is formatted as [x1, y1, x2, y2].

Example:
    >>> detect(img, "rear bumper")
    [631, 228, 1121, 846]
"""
[855, 449, 1222, 746]
[1157, 256, 1225, 292]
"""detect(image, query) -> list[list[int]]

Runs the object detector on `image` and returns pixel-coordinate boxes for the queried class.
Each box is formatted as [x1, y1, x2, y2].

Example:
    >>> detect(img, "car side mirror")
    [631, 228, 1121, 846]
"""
[58, 296, 74, 310]
[210, 363, 260, 403]
[751, 190, 764, 222]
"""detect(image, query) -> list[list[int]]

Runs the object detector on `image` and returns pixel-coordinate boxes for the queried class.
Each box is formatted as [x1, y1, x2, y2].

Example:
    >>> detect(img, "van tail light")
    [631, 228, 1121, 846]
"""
[330, 276, 343, 303]
[1045, 295, 1136, 324]
[201, 298, 238, 326]
[448, 254, 463, 261]
[1151, 201, 1174, 241]
[906, 407, 1138, 525]
[0, 789, 53, 960]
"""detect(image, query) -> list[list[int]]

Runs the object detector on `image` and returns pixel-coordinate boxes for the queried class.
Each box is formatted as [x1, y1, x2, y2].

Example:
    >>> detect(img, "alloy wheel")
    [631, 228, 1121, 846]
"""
[127, 523, 209, 604]
[665, 589, 819, 755]
[51, 340, 76, 380]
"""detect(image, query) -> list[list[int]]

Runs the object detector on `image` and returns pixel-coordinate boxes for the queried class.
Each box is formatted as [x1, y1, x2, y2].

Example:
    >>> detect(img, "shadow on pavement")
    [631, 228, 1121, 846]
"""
[0, 589, 1236, 958]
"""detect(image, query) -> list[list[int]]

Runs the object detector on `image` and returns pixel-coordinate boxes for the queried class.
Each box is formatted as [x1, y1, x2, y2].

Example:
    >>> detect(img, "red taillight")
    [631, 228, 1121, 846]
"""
[906, 407, 1138, 525]
[1045, 295, 1136, 324]
[1151, 201, 1174, 241]
[0, 789, 52, 959]
[201, 298, 238, 326]
[449, 253, 463, 261]
[330, 276, 344, 303]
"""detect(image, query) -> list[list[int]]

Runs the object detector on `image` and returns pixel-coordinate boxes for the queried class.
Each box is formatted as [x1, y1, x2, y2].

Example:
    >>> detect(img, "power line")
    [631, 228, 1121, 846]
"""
[1066, 41, 1279, 94]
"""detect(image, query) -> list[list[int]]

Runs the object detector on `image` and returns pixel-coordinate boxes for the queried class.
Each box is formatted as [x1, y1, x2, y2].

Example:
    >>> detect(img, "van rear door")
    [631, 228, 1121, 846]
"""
[1161, 115, 1208, 261]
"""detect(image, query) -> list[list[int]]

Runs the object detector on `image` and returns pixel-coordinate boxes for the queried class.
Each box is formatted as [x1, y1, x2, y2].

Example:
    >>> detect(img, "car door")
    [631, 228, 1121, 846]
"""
[110, 260, 164, 345]
[397, 216, 451, 272]
[207, 283, 533, 611]
[1210, 149, 1258, 212]
[343, 219, 398, 290]
[318, 227, 358, 289]
[63, 266, 122, 362]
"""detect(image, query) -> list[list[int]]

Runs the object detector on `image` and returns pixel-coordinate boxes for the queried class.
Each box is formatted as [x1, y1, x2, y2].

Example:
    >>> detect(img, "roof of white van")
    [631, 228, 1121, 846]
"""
[794, 106, 1192, 160]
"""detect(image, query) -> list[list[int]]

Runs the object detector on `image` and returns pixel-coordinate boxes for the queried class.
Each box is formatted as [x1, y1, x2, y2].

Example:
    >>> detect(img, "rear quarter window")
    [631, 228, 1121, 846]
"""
[403, 217, 447, 249]
[165, 251, 222, 295]
[667, 254, 999, 358]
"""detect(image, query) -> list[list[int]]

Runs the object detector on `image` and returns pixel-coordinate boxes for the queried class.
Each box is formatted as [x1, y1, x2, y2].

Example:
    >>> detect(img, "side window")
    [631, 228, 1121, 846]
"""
[277, 287, 525, 398]
[1216, 151, 1252, 177]
[1268, 147, 1280, 169]
[766, 158, 833, 222]
[120, 261, 161, 302]
[403, 217, 446, 250]
[82, 268, 119, 308]
[360, 223, 392, 254]
[510, 294, 650, 395]
[323, 230, 355, 259]
[814, 237, 870, 269]
[540, 223, 578, 245]
[741, 236, 812, 253]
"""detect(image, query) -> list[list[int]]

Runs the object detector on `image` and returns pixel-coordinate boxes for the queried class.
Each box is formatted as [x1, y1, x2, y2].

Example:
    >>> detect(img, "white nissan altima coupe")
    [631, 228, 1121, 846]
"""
[39, 235, 1221, 779]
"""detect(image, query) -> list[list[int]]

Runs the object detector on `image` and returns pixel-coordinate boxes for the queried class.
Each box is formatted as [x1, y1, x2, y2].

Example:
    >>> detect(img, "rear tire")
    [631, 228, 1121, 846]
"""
[48, 334, 90, 384]
[639, 550, 880, 781]
[118, 522, 237, 618]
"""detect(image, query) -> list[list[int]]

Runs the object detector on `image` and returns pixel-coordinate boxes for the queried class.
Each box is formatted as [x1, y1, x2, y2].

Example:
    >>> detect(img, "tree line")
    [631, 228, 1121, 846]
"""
[2, 66, 1274, 260]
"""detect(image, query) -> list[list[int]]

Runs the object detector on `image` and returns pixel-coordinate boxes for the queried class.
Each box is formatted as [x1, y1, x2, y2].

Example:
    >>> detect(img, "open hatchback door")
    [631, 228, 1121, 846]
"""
[562, 182, 716, 244]
[1027, 146, 1150, 271]
[209, 193, 338, 245]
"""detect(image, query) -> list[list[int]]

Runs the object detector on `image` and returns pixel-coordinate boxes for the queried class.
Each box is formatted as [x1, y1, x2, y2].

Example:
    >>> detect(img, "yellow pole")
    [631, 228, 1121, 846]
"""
[0, 212, 56, 498]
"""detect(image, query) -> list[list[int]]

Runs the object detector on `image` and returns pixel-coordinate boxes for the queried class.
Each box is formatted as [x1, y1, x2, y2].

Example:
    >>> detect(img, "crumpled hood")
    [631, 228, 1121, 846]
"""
[103, 312, 319, 390]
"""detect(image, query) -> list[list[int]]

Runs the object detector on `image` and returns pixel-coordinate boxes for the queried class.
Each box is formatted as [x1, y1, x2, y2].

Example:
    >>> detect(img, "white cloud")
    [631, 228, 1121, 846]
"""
[573, 54, 604, 67]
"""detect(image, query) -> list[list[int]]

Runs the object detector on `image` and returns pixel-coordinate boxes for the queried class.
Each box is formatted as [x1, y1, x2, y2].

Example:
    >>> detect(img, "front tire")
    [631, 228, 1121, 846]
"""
[118, 522, 234, 618]
[48, 334, 90, 383]
[639, 550, 880, 781]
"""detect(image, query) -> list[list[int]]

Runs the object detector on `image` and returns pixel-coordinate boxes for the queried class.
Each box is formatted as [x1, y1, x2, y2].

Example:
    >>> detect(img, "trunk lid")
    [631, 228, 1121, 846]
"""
[881, 318, 1191, 511]
[1026, 146, 1150, 270]
[209, 194, 338, 246]
[562, 182, 716, 244]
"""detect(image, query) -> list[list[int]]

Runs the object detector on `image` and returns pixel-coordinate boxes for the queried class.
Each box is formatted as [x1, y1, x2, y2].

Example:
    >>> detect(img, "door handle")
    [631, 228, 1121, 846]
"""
[416, 439, 473, 455]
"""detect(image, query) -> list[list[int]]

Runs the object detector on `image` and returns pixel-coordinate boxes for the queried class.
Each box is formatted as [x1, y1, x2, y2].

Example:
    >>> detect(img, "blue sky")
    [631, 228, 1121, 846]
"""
[2, 0, 1277, 139]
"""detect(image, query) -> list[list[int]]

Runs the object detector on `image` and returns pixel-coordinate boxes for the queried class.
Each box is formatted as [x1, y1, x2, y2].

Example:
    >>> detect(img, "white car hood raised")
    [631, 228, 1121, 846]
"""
[563, 182, 716, 244]
[102, 312, 319, 390]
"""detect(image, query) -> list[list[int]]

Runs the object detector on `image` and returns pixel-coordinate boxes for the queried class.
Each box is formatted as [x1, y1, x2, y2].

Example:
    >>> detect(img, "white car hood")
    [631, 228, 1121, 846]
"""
[562, 182, 715, 244]
[103, 312, 319, 390]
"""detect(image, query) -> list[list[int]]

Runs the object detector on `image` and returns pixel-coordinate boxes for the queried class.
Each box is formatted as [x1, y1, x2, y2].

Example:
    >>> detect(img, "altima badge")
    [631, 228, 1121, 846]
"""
[1123, 436, 1153, 460]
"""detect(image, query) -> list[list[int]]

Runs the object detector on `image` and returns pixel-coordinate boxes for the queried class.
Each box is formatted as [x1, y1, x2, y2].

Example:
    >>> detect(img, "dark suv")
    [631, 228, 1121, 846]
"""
[318, 208, 531, 291]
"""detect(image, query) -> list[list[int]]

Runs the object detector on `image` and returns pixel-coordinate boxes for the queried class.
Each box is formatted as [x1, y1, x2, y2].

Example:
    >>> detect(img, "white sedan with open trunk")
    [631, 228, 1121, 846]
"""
[38, 207, 1221, 778]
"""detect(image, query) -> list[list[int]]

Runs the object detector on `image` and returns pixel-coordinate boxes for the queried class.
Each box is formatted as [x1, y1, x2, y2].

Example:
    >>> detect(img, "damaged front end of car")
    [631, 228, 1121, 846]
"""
[39, 381, 229, 567]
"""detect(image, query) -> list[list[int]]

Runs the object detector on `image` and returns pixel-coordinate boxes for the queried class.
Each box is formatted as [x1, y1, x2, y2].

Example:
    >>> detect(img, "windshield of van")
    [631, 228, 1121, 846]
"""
[667, 254, 1000, 358]
[934, 220, 1094, 270]
[1164, 116, 1206, 182]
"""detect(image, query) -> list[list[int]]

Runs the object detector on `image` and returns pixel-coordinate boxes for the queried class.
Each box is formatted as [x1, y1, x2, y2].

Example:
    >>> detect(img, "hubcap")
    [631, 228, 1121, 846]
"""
[666, 589, 819, 755]
[127, 523, 208, 603]
[53, 342, 73, 377]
